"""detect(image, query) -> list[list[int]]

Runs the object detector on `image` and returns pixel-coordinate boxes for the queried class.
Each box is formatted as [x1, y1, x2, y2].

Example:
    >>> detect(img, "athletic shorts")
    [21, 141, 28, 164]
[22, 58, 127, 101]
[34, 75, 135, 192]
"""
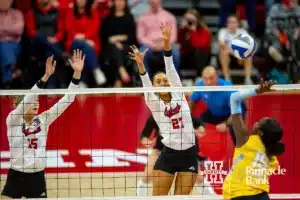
[154, 145, 198, 175]
[231, 192, 269, 200]
[1, 168, 47, 198]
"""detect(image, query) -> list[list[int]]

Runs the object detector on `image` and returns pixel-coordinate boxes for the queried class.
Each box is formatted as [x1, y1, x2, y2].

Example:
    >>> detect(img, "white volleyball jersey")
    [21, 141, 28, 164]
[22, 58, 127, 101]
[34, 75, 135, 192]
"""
[140, 55, 195, 150]
[6, 82, 78, 173]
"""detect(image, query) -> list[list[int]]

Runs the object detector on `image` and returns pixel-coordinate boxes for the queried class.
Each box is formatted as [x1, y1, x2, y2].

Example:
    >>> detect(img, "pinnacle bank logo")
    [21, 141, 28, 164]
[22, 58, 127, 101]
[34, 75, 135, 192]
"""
[199, 161, 228, 184]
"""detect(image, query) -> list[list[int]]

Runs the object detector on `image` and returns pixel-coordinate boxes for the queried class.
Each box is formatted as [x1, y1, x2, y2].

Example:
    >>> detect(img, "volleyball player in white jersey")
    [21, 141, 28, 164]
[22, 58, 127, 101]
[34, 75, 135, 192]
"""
[129, 23, 198, 195]
[1, 50, 85, 199]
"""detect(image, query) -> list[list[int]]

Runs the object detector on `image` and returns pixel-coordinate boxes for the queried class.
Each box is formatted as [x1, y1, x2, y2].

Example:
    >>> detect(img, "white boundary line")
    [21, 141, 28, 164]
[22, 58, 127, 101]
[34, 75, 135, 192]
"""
[1, 84, 300, 95]
[23, 194, 300, 200]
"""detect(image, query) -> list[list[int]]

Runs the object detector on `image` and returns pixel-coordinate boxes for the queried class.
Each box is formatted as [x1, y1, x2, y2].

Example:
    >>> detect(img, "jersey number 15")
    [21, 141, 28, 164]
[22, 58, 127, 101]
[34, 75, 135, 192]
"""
[27, 138, 38, 149]
[172, 117, 184, 130]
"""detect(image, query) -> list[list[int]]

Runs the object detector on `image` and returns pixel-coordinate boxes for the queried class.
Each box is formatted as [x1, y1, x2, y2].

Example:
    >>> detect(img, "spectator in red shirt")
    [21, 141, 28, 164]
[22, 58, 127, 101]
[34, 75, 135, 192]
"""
[0, 0, 24, 88]
[25, 0, 63, 61]
[26, 0, 63, 57]
[61, 0, 106, 87]
[179, 9, 212, 77]
[25, 0, 65, 88]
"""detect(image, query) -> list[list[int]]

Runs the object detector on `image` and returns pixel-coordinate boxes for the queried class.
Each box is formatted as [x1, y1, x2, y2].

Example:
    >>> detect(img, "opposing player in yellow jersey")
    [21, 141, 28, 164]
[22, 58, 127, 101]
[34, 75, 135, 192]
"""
[223, 80, 285, 200]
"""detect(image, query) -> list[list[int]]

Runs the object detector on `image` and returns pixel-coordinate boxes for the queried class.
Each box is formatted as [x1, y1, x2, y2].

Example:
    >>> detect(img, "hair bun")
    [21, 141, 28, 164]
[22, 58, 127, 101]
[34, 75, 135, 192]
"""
[266, 142, 285, 156]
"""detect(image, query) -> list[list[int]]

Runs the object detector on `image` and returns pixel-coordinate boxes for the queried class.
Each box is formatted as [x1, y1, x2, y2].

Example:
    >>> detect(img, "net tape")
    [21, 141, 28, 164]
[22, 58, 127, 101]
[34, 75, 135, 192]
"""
[1, 84, 300, 95]
[21, 194, 300, 200]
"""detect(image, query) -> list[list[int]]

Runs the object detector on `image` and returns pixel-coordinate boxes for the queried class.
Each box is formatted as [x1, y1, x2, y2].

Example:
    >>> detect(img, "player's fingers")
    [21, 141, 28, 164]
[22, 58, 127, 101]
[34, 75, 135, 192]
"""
[68, 59, 73, 66]
[73, 50, 76, 58]
[143, 48, 149, 54]
[76, 49, 79, 58]
[168, 23, 172, 32]
[80, 50, 83, 59]
[128, 55, 136, 60]
[265, 80, 274, 88]
[82, 55, 86, 63]
[46, 57, 50, 65]
[77, 49, 80, 59]
[132, 45, 138, 51]
[260, 78, 264, 86]
[49, 55, 54, 64]
[128, 52, 135, 57]
[270, 80, 276, 85]
[53, 60, 57, 68]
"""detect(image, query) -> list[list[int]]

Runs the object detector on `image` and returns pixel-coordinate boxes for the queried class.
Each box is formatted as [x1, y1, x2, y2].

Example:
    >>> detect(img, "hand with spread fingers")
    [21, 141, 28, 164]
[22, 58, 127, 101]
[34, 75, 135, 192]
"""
[128, 45, 148, 65]
[160, 23, 172, 44]
[69, 49, 85, 73]
[255, 79, 276, 94]
[45, 56, 56, 78]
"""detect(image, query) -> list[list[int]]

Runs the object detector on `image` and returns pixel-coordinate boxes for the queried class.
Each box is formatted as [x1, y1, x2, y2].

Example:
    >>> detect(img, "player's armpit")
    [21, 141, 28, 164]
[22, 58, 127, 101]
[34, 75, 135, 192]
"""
[231, 113, 249, 148]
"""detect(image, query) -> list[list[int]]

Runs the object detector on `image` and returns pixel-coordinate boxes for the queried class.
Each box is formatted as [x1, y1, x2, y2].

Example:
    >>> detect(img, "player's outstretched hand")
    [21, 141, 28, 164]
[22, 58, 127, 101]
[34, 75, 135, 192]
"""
[69, 49, 85, 72]
[45, 55, 56, 78]
[160, 23, 172, 44]
[195, 126, 205, 138]
[128, 45, 148, 66]
[256, 79, 276, 94]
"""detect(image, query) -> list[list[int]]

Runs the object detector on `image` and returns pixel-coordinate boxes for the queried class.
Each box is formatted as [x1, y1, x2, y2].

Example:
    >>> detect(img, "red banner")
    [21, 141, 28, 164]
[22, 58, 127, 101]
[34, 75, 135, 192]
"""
[0, 93, 300, 194]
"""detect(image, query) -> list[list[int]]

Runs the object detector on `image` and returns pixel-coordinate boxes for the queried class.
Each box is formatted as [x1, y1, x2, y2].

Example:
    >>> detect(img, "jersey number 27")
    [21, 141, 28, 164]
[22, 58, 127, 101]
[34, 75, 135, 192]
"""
[172, 117, 184, 129]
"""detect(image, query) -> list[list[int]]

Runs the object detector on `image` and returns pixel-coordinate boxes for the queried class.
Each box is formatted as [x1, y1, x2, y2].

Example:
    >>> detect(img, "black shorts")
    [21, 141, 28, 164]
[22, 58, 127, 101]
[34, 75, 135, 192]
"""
[232, 192, 269, 200]
[2, 168, 47, 198]
[154, 145, 198, 175]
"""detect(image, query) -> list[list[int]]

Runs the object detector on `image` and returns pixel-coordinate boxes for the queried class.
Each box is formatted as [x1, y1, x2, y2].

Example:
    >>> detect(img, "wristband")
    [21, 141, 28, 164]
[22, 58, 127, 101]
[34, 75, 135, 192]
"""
[164, 50, 172, 57]
[139, 71, 147, 76]
[36, 80, 46, 89]
[71, 78, 80, 85]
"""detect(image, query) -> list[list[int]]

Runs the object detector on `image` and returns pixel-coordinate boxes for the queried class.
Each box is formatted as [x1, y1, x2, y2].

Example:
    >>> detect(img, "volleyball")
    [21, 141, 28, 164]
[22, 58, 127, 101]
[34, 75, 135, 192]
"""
[230, 33, 257, 59]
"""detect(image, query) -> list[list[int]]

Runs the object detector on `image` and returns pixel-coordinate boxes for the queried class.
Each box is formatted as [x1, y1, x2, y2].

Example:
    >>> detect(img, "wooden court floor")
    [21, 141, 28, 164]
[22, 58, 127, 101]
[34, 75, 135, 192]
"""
[0, 172, 202, 198]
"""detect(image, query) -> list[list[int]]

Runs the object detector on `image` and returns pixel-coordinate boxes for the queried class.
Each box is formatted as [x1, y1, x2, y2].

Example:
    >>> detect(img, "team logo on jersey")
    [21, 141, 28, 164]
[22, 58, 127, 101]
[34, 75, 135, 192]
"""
[33, 118, 41, 126]
[164, 104, 181, 118]
[22, 118, 41, 136]
[199, 161, 228, 185]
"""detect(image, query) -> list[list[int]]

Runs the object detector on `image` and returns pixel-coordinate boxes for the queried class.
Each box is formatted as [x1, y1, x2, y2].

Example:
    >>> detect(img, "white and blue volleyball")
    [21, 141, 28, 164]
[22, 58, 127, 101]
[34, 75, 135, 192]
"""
[230, 34, 257, 59]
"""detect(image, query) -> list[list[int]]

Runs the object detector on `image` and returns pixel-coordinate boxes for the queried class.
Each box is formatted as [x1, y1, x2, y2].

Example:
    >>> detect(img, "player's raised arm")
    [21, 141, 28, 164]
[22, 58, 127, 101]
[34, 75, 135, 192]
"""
[129, 45, 159, 108]
[7, 56, 56, 125]
[230, 79, 275, 147]
[128, 45, 152, 87]
[161, 23, 182, 87]
[41, 49, 85, 125]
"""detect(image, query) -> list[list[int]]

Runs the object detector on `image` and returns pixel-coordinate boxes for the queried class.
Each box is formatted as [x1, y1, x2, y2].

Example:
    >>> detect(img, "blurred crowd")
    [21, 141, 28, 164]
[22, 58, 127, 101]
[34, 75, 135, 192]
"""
[0, 0, 300, 89]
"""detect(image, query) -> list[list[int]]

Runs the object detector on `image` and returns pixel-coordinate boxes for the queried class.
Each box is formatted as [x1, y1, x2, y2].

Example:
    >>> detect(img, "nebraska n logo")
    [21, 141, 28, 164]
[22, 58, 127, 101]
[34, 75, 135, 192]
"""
[200, 161, 228, 184]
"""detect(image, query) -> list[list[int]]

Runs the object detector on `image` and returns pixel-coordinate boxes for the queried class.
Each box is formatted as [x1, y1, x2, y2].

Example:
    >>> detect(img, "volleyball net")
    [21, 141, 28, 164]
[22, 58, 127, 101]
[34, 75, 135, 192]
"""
[0, 85, 300, 199]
